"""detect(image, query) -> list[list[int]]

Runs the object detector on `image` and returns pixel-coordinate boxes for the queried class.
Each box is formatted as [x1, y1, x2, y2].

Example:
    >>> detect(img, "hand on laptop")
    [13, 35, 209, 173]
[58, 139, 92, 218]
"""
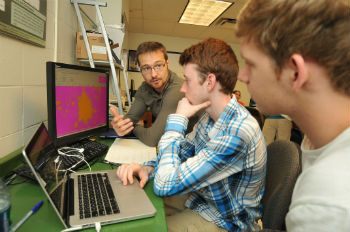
[116, 163, 154, 188]
[110, 107, 134, 136]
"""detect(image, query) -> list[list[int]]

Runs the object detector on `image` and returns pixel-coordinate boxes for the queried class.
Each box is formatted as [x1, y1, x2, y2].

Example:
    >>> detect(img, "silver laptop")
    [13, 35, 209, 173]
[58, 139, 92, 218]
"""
[22, 123, 156, 230]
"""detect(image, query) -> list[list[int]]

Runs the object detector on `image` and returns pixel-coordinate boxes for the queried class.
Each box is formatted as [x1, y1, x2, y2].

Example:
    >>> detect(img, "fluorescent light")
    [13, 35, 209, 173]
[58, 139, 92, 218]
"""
[179, 0, 232, 26]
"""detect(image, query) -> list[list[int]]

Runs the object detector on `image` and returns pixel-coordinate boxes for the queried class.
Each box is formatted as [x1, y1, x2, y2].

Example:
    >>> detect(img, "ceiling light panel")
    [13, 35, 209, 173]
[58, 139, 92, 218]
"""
[179, 0, 232, 26]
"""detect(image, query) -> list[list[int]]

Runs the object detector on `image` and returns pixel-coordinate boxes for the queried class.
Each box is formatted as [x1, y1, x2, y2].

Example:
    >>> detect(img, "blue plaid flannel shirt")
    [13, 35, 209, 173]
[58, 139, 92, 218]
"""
[145, 98, 266, 231]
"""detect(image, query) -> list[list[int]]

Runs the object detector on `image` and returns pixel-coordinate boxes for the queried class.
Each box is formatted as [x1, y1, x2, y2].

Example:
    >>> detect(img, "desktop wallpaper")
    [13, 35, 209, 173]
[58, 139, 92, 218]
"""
[55, 76, 107, 137]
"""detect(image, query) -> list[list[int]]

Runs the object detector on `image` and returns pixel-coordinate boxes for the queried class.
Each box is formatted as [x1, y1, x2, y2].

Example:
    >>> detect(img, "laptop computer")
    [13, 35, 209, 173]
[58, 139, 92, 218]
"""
[22, 123, 156, 230]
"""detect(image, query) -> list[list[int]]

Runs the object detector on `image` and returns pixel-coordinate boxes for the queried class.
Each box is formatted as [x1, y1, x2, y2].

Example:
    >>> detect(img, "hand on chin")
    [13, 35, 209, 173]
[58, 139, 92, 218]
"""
[176, 97, 211, 118]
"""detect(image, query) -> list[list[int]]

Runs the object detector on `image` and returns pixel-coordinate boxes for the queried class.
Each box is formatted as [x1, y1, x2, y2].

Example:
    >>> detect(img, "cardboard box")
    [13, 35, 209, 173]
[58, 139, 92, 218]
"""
[76, 32, 108, 60]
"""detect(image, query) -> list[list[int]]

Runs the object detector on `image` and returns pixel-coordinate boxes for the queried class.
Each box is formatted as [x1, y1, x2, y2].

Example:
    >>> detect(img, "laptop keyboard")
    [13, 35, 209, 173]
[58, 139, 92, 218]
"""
[78, 173, 120, 219]
[59, 140, 109, 170]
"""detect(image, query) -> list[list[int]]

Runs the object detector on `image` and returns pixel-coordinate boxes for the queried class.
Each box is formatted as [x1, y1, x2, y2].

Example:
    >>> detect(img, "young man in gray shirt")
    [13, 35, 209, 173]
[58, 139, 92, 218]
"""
[236, 0, 349, 230]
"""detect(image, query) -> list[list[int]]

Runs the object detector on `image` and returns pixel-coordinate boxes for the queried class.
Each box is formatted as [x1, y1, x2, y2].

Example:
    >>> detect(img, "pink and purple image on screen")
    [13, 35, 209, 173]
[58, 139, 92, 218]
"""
[55, 77, 107, 137]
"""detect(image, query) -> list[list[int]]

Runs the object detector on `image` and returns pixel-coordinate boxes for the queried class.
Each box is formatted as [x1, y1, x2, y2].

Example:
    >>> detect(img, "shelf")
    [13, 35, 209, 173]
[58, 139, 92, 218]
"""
[77, 59, 124, 70]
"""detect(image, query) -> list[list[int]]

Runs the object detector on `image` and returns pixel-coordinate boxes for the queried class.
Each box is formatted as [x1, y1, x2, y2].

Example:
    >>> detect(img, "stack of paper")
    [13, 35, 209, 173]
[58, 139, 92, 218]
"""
[104, 138, 157, 164]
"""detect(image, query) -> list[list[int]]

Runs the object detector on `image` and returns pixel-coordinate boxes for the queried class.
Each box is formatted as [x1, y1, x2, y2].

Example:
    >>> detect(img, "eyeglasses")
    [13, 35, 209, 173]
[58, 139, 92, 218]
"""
[140, 63, 166, 75]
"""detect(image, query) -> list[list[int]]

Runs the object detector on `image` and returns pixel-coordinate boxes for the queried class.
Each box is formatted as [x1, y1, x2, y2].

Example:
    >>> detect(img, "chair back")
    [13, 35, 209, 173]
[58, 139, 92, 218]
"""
[245, 106, 264, 129]
[262, 140, 301, 230]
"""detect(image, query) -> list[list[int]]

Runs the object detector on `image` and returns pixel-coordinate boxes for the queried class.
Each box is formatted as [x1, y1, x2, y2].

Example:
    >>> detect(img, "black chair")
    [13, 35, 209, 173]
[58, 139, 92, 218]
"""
[261, 140, 301, 231]
[290, 122, 303, 146]
[245, 106, 265, 129]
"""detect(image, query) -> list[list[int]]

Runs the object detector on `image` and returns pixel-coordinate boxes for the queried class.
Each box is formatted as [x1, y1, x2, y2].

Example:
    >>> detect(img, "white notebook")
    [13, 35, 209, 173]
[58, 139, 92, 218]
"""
[104, 138, 157, 164]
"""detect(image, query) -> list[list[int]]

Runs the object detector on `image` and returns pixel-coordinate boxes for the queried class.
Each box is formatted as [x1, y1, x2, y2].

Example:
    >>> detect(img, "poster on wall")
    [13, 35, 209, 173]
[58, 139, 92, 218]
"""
[128, 50, 140, 72]
[0, 0, 47, 47]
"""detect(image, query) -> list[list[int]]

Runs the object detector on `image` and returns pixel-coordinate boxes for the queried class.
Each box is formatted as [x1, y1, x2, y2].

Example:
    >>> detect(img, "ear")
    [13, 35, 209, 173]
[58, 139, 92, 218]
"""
[166, 59, 170, 67]
[206, 73, 216, 92]
[289, 54, 308, 92]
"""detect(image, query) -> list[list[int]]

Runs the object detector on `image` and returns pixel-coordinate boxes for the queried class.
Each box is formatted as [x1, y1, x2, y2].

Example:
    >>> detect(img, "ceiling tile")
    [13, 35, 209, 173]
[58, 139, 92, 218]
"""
[172, 23, 207, 38]
[128, 18, 144, 32]
[129, 9, 143, 18]
[143, 19, 176, 35]
[129, 0, 143, 10]
[200, 27, 241, 44]
[143, 0, 187, 21]
[128, 0, 243, 44]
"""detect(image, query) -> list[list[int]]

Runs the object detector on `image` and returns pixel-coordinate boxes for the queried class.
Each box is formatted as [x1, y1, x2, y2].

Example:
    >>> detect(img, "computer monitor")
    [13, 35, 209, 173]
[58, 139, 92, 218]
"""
[46, 62, 109, 147]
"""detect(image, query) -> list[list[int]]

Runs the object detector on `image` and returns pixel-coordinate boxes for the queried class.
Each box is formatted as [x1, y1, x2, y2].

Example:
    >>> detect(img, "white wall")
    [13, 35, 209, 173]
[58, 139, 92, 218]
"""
[100, 0, 122, 25]
[0, 0, 56, 158]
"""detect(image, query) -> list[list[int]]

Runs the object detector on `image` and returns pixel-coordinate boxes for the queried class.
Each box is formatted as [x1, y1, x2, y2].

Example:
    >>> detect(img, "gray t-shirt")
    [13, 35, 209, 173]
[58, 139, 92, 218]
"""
[126, 70, 193, 146]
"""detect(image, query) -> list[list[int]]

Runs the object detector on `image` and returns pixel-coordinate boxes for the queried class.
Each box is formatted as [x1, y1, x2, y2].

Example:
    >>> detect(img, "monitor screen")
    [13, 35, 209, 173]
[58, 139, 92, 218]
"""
[46, 62, 109, 146]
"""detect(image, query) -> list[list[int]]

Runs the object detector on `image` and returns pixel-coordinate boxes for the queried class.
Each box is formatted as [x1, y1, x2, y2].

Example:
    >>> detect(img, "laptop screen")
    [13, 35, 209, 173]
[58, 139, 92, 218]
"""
[46, 62, 109, 147]
[24, 123, 68, 220]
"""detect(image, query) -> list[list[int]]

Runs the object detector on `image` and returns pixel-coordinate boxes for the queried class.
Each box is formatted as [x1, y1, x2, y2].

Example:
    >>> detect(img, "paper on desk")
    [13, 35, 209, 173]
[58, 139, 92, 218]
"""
[104, 138, 157, 164]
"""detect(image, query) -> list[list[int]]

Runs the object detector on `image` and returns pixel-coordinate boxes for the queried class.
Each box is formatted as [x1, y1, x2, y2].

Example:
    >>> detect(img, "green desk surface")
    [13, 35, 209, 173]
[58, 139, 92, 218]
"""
[4, 138, 167, 232]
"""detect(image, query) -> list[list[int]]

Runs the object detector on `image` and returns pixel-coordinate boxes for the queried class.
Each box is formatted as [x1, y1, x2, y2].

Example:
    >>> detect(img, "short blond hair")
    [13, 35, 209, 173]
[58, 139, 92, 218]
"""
[236, 0, 350, 96]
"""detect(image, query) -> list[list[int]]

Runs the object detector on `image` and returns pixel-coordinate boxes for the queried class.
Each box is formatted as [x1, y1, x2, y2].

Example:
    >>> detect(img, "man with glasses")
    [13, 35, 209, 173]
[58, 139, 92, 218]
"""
[111, 41, 195, 146]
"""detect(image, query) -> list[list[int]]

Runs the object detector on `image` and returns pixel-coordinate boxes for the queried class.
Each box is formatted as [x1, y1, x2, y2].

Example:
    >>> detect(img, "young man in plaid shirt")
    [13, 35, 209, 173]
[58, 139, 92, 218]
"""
[117, 38, 267, 231]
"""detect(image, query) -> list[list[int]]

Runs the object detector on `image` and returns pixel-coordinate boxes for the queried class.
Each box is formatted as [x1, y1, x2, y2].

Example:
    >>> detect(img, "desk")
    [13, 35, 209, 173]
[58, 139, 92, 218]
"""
[4, 138, 167, 232]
